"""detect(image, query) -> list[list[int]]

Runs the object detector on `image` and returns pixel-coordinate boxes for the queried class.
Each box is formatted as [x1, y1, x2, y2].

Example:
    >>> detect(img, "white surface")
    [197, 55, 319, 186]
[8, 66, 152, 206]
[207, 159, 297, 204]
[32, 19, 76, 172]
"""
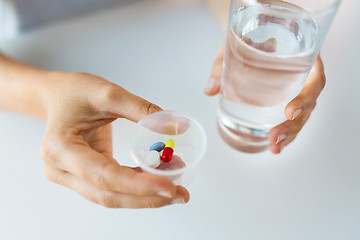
[0, 0, 359, 239]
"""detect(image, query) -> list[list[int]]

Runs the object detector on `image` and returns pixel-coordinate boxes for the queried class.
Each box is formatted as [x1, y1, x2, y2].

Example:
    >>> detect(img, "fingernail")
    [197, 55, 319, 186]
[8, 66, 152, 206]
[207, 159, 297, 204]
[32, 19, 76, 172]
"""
[276, 134, 286, 144]
[157, 191, 172, 199]
[292, 108, 303, 120]
[171, 197, 185, 204]
[204, 78, 217, 93]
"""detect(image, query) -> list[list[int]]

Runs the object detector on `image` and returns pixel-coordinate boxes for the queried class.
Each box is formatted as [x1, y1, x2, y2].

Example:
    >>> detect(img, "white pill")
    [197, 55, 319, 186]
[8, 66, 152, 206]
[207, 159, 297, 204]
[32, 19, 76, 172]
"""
[143, 151, 161, 168]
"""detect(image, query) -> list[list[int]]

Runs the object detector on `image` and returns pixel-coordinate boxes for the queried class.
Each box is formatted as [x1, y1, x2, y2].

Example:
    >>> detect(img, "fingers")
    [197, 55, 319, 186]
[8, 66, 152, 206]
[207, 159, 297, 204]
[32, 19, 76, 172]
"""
[269, 135, 296, 154]
[268, 102, 316, 154]
[284, 56, 325, 121]
[40, 140, 178, 199]
[204, 45, 224, 96]
[268, 56, 325, 154]
[44, 166, 189, 208]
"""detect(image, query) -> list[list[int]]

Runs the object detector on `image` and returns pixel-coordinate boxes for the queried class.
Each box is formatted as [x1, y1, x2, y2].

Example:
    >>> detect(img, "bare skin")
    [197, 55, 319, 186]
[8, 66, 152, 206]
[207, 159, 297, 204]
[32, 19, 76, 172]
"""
[0, 54, 189, 208]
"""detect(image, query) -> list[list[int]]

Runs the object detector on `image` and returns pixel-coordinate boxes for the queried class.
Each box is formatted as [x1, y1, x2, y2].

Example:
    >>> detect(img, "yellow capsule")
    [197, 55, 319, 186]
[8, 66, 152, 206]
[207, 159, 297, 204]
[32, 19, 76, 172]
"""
[165, 139, 175, 150]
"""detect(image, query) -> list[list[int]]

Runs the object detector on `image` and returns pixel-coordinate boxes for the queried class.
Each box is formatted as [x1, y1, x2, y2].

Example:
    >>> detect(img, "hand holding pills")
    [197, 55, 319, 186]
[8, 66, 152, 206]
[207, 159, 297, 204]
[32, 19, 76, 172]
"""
[35, 71, 190, 208]
[0, 53, 195, 209]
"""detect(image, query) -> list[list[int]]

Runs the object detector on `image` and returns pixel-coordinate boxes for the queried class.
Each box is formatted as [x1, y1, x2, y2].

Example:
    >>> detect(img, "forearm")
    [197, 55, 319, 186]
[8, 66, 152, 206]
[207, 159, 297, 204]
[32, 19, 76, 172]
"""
[0, 53, 50, 119]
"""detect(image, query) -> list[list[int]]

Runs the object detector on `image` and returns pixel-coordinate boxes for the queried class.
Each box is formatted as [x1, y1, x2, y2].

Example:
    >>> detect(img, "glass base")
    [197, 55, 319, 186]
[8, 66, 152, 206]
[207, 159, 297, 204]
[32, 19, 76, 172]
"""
[217, 120, 269, 153]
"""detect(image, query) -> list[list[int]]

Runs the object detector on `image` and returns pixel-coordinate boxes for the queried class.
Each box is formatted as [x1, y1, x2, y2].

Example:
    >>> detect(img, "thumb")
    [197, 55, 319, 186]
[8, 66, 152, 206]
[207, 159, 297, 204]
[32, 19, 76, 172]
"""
[103, 86, 163, 123]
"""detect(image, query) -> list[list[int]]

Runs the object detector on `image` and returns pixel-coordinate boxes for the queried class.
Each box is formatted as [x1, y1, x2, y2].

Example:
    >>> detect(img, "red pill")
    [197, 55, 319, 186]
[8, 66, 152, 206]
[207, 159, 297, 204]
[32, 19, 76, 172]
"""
[161, 147, 174, 163]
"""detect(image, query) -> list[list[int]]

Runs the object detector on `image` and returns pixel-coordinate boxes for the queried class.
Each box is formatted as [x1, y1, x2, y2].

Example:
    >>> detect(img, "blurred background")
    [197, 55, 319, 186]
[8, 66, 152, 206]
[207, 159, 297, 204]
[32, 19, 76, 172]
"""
[0, 0, 359, 239]
[0, 0, 136, 37]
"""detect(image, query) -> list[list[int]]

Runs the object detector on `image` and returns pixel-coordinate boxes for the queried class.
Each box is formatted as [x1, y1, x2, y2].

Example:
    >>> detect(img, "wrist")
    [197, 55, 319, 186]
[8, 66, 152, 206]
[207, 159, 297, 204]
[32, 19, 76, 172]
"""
[34, 70, 60, 120]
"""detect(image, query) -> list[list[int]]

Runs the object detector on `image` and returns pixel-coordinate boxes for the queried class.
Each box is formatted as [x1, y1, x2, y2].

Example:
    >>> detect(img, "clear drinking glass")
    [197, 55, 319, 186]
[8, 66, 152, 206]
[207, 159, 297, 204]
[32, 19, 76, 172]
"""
[217, 0, 342, 153]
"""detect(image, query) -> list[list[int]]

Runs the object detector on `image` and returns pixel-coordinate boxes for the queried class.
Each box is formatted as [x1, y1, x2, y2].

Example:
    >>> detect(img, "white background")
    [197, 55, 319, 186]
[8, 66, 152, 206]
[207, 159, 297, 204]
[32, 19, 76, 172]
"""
[0, 0, 359, 239]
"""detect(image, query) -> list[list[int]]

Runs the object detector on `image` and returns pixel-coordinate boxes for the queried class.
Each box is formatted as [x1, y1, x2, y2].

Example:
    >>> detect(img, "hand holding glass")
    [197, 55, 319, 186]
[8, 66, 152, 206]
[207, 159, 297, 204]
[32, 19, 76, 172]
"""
[217, 0, 342, 153]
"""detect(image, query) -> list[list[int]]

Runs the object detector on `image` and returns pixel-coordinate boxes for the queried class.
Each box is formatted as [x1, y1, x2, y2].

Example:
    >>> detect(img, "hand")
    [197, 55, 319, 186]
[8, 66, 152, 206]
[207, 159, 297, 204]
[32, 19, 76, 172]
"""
[204, 46, 326, 154]
[40, 72, 189, 208]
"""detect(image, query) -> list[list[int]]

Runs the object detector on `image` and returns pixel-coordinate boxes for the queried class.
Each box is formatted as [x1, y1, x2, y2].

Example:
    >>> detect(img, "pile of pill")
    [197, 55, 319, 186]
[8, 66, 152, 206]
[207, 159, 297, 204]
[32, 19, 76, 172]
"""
[143, 139, 185, 170]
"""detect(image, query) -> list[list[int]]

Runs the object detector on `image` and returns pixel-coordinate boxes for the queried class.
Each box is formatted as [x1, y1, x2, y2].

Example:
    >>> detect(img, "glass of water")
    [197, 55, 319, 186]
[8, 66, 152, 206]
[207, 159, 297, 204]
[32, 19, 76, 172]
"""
[217, 0, 342, 153]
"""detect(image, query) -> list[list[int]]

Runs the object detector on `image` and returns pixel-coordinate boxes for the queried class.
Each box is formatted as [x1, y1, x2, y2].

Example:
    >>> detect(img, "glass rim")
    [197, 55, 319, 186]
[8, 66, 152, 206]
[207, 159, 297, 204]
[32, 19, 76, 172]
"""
[237, 0, 343, 15]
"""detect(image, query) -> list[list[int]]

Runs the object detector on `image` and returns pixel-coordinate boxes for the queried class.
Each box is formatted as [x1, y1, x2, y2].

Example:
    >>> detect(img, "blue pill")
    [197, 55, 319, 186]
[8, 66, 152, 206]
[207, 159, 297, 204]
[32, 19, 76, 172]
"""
[150, 142, 165, 152]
